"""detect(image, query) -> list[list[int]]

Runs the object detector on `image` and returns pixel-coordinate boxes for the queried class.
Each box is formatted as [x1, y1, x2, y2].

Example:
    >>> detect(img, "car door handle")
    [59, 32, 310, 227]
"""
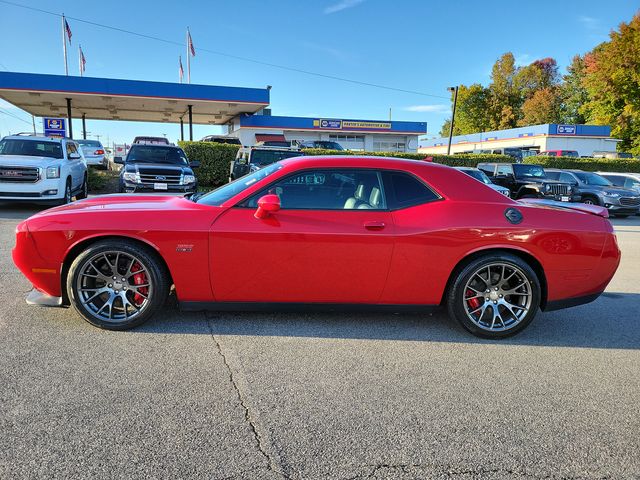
[364, 221, 386, 231]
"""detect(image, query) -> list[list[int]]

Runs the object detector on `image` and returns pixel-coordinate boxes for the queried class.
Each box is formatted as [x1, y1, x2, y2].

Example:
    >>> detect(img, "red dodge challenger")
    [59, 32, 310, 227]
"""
[13, 156, 620, 338]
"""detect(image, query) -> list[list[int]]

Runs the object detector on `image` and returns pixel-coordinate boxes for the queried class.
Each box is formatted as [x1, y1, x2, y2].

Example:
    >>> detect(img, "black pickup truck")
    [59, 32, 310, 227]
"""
[477, 163, 579, 202]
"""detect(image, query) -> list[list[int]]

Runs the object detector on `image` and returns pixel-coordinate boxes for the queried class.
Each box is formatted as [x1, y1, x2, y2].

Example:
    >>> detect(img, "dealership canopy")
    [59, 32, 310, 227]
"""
[0, 71, 270, 126]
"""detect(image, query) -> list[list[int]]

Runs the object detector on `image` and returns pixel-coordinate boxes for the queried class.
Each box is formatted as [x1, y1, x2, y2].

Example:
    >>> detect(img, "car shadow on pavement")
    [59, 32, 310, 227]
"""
[136, 292, 640, 350]
[0, 202, 46, 219]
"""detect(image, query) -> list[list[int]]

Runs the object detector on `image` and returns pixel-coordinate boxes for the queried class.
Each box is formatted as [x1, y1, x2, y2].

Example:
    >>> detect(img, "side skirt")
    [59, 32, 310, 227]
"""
[179, 301, 440, 314]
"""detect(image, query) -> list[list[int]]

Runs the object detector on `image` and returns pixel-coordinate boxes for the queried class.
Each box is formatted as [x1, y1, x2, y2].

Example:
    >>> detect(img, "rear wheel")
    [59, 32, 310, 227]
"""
[447, 254, 541, 338]
[67, 240, 170, 330]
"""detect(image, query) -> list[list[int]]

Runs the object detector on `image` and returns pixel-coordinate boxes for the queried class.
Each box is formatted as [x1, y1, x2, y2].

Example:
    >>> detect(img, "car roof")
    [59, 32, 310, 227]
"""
[129, 143, 178, 149]
[280, 155, 451, 171]
[4, 135, 66, 143]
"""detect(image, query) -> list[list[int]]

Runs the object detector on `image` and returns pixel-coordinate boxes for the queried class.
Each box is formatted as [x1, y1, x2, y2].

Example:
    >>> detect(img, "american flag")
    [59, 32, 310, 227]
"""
[79, 46, 86, 74]
[64, 18, 72, 43]
[188, 30, 195, 56]
[179, 56, 184, 82]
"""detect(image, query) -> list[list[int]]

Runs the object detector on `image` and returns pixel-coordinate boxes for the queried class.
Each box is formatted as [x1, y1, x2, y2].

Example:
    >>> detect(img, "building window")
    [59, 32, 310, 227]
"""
[373, 141, 406, 152]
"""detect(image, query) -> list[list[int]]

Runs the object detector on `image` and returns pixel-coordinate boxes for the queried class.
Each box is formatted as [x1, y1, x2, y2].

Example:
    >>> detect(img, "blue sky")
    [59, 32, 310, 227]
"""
[0, 0, 637, 145]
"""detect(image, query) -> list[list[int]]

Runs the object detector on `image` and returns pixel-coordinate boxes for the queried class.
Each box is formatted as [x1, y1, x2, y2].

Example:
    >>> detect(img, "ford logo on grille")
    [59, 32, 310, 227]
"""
[155, 175, 166, 181]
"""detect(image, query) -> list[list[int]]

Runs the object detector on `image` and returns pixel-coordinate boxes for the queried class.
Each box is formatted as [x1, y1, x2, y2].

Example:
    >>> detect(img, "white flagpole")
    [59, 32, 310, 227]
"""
[62, 14, 68, 75]
[187, 28, 191, 84]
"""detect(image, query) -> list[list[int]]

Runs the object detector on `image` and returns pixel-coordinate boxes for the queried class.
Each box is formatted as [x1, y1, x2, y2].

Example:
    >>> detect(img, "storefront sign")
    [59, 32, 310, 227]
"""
[313, 119, 392, 130]
[557, 124, 576, 135]
[43, 118, 67, 138]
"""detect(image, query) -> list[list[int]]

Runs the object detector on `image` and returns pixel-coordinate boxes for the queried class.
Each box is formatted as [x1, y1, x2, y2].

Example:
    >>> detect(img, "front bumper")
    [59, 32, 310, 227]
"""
[122, 181, 196, 194]
[540, 193, 581, 202]
[0, 178, 65, 201]
[601, 196, 640, 215]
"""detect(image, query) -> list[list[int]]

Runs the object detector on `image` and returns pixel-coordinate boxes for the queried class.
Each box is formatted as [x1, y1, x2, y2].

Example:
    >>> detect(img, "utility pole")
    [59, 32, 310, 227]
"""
[32, 115, 36, 135]
[446, 86, 459, 155]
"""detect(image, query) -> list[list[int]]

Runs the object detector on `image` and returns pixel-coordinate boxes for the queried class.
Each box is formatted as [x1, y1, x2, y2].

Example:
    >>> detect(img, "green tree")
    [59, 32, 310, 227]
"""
[439, 118, 452, 138]
[519, 87, 562, 126]
[515, 57, 560, 99]
[488, 52, 520, 129]
[454, 84, 492, 134]
[560, 55, 589, 124]
[582, 13, 640, 154]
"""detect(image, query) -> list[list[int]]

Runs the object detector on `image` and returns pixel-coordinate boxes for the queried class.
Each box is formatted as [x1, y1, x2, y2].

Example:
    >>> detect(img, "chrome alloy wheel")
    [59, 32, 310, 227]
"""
[462, 262, 533, 332]
[75, 251, 153, 323]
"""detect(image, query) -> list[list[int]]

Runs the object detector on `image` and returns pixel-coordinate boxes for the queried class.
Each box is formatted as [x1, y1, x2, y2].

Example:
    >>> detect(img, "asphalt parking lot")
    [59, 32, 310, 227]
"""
[1, 203, 639, 480]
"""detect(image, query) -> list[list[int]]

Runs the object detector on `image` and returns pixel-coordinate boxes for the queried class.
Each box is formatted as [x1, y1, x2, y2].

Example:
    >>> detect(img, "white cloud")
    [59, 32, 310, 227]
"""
[324, 0, 365, 15]
[403, 104, 450, 113]
[514, 53, 532, 67]
[578, 15, 599, 29]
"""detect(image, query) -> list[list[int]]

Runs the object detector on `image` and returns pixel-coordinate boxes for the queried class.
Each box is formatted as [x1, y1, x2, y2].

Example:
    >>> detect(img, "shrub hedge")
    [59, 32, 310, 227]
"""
[178, 141, 640, 187]
[300, 148, 512, 166]
[178, 141, 240, 187]
[524, 155, 640, 173]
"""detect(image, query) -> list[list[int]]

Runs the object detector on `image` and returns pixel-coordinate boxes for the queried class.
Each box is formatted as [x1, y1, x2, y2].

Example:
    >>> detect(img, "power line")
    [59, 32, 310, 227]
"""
[0, 0, 449, 100]
[0, 107, 32, 125]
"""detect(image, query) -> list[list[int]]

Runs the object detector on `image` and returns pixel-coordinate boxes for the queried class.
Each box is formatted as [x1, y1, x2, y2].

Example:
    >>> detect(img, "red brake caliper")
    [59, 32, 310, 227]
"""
[466, 288, 481, 311]
[131, 262, 148, 306]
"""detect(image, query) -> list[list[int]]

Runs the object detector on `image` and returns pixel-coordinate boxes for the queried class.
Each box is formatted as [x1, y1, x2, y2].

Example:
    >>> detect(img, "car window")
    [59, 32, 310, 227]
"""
[604, 175, 624, 186]
[250, 149, 301, 166]
[559, 172, 575, 183]
[127, 146, 188, 165]
[624, 178, 640, 189]
[477, 164, 495, 176]
[496, 164, 512, 176]
[245, 169, 386, 210]
[383, 172, 439, 209]
[66, 142, 78, 157]
[0, 139, 63, 159]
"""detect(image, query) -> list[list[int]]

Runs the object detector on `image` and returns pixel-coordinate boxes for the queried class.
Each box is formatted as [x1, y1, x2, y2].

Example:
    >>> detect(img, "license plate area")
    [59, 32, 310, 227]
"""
[153, 182, 168, 190]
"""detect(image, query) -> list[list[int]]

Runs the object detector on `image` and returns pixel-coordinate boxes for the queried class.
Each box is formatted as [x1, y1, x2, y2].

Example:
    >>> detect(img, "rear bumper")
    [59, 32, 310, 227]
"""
[543, 292, 602, 311]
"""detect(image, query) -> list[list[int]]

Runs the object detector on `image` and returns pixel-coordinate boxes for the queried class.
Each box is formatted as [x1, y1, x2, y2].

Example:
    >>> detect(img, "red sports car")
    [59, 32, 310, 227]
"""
[12, 156, 621, 338]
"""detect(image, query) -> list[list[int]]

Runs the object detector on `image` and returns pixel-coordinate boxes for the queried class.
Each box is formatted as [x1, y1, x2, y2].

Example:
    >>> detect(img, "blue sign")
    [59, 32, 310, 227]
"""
[557, 124, 576, 135]
[318, 119, 342, 129]
[43, 117, 67, 138]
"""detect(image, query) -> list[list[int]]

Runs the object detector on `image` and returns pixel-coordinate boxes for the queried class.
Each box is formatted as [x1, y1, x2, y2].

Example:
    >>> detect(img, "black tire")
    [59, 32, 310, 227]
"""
[614, 214, 630, 218]
[77, 174, 88, 199]
[67, 239, 170, 330]
[58, 178, 72, 205]
[446, 253, 541, 339]
[582, 196, 599, 206]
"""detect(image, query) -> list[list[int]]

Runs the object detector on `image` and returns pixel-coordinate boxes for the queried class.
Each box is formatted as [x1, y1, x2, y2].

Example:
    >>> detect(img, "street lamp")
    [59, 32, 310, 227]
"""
[446, 86, 459, 155]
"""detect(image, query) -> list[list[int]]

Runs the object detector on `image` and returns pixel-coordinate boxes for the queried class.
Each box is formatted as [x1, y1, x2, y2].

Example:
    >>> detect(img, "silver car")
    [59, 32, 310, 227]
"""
[455, 167, 511, 197]
[76, 139, 107, 169]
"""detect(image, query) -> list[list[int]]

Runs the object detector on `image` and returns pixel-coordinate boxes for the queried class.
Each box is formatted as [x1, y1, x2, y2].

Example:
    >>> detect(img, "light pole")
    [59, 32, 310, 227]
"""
[446, 86, 459, 155]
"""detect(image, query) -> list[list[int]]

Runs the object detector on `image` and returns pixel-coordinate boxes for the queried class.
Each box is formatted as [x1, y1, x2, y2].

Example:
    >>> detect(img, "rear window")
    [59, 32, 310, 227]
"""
[77, 140, 101, 147]
[383, 172, 439, 209]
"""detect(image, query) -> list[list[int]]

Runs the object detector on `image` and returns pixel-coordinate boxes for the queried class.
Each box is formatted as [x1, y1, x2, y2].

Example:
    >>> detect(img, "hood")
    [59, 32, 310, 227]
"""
[0, 155, 61, 168]
[32, 194, 198, 216]
[124, 162, 193, 174]
[592, 186, 639, 196]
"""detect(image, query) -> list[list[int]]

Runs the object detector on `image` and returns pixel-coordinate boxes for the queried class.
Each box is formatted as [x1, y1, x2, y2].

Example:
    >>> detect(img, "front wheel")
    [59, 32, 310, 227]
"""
[67, 240, 170, 330]
[77, 174, 88, 199]
[447, 254, 541, 338]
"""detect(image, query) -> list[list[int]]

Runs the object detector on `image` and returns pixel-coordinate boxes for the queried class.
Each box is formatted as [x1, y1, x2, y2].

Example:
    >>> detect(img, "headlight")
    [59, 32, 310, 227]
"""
[46, 165, 60, 179]
[123, 172, 139, 183]
[183, 174, 196, 184]
[604, 191, 620, 197]
[545, 184, 551, 191]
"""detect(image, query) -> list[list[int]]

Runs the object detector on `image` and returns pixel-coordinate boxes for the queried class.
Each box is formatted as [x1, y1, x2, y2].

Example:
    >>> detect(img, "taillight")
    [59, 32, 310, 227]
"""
[95, 149, 105, 155]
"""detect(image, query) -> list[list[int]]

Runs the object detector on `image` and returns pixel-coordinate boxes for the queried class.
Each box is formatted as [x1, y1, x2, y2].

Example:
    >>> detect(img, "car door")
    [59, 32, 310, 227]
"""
[210, 168, 395, 304]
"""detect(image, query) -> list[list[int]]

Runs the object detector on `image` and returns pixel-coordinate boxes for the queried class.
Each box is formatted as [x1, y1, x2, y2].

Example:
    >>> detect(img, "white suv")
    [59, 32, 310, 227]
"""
[0, 135, 88, 204]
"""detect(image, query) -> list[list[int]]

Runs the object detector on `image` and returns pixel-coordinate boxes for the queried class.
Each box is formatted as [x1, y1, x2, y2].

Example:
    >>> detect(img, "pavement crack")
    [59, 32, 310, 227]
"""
[206, 316, 290, 480]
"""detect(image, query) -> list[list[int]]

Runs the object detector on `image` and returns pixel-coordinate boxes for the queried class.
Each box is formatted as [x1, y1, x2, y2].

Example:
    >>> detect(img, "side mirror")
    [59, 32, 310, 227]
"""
[69, 153, 81, 160]
[114, 156, 124, 165]
[254, 194, 281, 219]
[189, 160, 200, 168]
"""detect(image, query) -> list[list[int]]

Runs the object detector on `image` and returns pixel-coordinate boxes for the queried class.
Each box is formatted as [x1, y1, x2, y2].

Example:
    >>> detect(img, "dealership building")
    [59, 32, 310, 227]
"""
[419, 124, 619, 157]
[226, 114, 427, 152]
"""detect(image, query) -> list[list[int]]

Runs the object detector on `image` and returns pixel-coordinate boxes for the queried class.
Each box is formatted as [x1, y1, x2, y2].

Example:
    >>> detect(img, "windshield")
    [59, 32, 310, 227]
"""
[197, 163, 283, 206]
[464, 169, 492, 184]
[574, 171, 612, 186]
[0, 138, 63, 159]
[126, 146, 188, 165]
[317, 141, 344, 150]
[513, 164, 546, 179]
[251, 149, 301, 166]
[77, 140, 102, 148]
